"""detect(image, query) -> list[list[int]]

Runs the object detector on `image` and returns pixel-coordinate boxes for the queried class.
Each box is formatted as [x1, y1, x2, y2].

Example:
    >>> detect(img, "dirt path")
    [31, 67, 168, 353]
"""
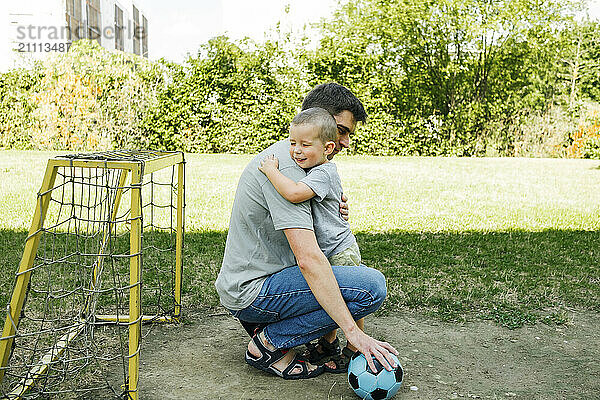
[138, 310, 599, 400]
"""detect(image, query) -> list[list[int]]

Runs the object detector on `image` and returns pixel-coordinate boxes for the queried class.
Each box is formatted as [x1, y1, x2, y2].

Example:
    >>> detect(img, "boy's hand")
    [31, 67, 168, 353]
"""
[258, 155, 279, 173]
[340, 193, 349, 221]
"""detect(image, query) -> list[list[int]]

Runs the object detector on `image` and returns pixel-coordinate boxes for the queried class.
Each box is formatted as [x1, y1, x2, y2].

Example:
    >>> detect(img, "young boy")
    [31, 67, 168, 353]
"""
[258, 107, 363, 373]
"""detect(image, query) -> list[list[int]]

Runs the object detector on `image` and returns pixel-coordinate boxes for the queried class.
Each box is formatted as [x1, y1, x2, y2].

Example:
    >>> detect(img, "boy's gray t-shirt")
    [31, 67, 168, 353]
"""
[299, 162, 356, 259]
[215, 139, 313, 311]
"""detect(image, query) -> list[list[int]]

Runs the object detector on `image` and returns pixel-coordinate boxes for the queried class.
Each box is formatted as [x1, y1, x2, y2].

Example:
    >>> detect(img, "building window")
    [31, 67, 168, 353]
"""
[133, 5, 140, 55]
[114, 5, 124, 51]
[86, 0, 101, 44]
[142, 15, 148, 58]
[65, 0, 82, 41]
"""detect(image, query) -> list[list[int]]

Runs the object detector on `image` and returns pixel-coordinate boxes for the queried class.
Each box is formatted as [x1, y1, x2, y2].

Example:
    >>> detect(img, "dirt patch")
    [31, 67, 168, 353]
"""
[138, 310, 599, 400]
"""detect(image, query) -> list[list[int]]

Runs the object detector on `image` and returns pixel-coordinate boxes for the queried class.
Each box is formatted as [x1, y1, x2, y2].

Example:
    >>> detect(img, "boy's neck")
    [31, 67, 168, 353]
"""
[315, 157, 329, 167]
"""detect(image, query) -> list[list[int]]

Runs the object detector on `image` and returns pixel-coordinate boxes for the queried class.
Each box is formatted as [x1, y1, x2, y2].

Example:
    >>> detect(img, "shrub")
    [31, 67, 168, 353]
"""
[512, 106, 572, 158]
[140, 36, 306, 153]
[30, 40, 161, 151]
[566, 105, 600, 159]
[1, 16, 599, 159]
[0, 66, 41, 149]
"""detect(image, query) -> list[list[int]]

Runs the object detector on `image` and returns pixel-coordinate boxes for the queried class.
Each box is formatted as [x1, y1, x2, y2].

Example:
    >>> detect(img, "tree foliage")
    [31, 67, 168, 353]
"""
[304, 0, 593, 156]
[0, 1, 599, 157]
[140, 36, 306, 152]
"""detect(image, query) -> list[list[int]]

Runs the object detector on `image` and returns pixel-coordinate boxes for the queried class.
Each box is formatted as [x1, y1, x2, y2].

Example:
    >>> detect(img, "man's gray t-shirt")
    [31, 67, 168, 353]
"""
[215, 139, 313, 311]
[299, 162, 356, 259]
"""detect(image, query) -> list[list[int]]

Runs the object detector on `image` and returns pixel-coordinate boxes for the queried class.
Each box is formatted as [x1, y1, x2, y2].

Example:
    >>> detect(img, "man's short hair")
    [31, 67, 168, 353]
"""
[291, 107, 338, 145]
[301, 83, 367, 122]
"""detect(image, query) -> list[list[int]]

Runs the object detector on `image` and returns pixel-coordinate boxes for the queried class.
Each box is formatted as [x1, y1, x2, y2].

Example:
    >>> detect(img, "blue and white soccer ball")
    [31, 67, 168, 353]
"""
[347, 352, 403, 400]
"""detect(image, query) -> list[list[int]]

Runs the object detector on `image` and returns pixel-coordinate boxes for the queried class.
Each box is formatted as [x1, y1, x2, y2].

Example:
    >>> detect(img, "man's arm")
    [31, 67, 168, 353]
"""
[259, 155, 315, 203]
[283, 228, 398, 372]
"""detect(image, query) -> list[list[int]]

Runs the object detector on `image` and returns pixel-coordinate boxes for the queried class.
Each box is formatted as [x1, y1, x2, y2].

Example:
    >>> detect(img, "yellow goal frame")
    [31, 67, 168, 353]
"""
[0, 150, 185, 400]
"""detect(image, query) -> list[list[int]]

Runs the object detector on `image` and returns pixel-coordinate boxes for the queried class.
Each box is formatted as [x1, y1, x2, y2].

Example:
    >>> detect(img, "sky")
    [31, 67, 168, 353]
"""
[142, 0, 340, 62]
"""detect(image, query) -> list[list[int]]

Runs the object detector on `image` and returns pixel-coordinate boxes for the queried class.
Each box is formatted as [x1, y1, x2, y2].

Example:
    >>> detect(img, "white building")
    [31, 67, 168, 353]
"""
[1, 0, 149, 71]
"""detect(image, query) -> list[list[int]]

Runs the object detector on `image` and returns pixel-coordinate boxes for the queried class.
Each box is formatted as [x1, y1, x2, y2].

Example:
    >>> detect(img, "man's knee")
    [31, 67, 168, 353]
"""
[367, 267, 387, 308]
[352, 266, 387, 312]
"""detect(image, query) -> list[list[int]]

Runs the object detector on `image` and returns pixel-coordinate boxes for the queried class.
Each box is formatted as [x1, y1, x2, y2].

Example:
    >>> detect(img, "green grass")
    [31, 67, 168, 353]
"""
[1, 151, 599, 328]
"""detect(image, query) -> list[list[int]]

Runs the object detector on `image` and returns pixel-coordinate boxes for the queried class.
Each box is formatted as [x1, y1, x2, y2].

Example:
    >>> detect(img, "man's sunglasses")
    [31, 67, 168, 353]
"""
[337, 124, 352, 135]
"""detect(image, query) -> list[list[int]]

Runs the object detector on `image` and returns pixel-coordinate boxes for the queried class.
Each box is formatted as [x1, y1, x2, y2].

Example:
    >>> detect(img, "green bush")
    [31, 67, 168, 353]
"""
[1, 2, 599, 157]
[139, 36, 306, 153]
[582, 137, 600, 159]
[28, 40, 161, 151]
[0, 66, 41, 149]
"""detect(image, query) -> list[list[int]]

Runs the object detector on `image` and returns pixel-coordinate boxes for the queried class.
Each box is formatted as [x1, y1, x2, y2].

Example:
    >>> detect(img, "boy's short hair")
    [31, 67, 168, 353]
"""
[301, 83, 367, 122]
[291, 107, 338, 145]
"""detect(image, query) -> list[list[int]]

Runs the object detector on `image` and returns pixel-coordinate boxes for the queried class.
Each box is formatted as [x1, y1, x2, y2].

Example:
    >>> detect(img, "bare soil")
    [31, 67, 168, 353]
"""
[138, 310, 600, 400]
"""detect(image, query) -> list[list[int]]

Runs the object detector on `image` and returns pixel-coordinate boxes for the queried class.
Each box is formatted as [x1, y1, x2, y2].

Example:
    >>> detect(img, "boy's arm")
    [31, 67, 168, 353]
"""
[259, 155, 315, 203]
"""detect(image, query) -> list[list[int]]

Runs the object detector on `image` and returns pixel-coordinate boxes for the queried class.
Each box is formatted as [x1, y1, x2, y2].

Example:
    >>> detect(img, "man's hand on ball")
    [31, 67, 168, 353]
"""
[346, 327, 398, 373]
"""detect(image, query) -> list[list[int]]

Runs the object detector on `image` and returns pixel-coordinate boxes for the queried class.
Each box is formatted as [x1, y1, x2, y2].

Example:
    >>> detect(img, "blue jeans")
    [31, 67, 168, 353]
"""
[229, 264, 387, 349]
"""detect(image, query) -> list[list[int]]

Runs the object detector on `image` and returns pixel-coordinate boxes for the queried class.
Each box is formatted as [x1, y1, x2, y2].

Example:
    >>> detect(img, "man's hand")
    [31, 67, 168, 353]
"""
[339, 193, 349, 221]
[345, 326, 399, 373]
[258, 155, 279, 174]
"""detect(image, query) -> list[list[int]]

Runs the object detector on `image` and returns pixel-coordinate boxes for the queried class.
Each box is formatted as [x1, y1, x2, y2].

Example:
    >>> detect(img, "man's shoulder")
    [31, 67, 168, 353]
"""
[258, 139, 306, 180]
[261, 139, 288, 153]
[239, 140, 301, 184]
[264, 140, 299, 169]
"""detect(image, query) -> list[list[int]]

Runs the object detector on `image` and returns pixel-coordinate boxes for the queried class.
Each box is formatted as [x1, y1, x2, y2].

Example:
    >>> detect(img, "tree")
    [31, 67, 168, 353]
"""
[305, 0, 580, 155]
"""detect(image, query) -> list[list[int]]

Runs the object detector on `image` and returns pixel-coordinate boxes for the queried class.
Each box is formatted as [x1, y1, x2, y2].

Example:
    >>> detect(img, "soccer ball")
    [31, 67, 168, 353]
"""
[347, 352, 403, 400]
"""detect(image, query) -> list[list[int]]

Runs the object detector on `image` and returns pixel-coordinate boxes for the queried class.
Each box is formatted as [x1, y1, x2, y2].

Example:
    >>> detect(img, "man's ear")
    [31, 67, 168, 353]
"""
[324, 141, 336, 155]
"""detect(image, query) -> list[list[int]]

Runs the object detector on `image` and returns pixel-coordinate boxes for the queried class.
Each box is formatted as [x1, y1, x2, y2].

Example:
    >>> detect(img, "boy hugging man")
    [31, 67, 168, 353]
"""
[258, 107, 363, 372]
